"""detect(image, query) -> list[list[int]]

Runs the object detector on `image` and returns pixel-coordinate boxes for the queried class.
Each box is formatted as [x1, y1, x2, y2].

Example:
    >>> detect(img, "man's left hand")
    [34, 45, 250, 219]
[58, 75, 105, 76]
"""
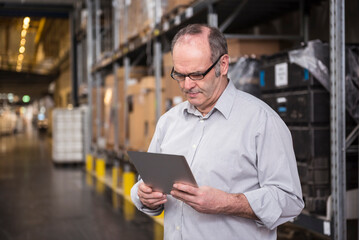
[170, 183, 229, 214]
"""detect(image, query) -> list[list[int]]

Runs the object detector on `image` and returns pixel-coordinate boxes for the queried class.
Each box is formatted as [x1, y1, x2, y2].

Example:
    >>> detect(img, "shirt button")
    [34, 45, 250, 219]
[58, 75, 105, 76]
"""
[199, 119, 204, 123]
[192, 144, 196, 149]
[176, 226, 180, 231]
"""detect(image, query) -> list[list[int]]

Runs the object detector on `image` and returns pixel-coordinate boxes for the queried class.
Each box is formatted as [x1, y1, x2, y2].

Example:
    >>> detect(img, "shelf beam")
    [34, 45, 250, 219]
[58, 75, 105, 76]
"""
[219, 0, 248, 32]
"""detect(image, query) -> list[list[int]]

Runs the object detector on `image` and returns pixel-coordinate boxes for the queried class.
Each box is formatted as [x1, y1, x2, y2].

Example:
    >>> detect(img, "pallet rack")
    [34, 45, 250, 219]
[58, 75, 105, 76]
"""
[71, 0, 358, 239]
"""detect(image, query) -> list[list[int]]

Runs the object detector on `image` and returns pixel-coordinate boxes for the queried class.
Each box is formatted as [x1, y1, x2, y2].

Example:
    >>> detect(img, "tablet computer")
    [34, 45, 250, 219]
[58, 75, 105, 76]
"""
[127, 151, 198, 194]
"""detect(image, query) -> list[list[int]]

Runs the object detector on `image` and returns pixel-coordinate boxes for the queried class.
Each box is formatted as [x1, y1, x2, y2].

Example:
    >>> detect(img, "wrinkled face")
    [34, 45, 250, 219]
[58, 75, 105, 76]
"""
[172, 34, 225, 115]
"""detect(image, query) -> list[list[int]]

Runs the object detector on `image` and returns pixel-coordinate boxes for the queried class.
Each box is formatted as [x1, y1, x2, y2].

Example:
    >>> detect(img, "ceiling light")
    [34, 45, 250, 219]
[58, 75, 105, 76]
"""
[21, 29, 27, 38]
[23, 17, 30, 25]
[18, 54, 24, 61]
[19, 46, 25, 54]
[20, 39, 26, 45]
[23, 23, 29, 30]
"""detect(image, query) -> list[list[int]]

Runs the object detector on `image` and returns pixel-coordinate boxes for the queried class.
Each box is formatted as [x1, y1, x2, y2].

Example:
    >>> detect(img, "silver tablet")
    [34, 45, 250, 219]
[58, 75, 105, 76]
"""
[128, 151, 198, 194]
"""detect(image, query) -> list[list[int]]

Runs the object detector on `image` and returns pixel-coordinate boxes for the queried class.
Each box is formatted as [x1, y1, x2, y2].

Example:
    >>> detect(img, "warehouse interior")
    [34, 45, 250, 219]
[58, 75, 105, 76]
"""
[0, 0, 358, 239]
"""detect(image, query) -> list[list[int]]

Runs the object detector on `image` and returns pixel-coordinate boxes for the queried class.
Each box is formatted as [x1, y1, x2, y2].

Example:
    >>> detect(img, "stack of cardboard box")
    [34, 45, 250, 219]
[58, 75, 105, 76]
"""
[127, 76, 164, 151]
[227, 39, 280, 61]
[92, 86, 105, 143]
[165, 0, 194, 15]
[103, 67, 148, 150]
[162, 52, 185, 111]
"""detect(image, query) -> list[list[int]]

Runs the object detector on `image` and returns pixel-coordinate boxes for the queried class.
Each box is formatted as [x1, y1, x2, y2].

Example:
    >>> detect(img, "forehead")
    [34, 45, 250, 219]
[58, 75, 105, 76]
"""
[172, 34, 211, 72]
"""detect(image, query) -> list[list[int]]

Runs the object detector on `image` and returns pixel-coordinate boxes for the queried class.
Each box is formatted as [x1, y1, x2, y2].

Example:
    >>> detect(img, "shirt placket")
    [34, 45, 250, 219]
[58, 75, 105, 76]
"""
[177, 116, 206, 239]
[186, 116, 206, 167]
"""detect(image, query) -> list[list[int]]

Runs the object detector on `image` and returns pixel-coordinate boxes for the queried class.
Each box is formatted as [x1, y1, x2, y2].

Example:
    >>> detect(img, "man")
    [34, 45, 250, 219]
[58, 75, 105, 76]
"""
[131, 24, 304, 240]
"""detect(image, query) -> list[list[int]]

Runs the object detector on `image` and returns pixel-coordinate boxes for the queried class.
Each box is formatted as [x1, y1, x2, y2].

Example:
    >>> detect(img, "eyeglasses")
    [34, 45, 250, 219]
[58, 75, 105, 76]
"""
[170, 55, 223, 82]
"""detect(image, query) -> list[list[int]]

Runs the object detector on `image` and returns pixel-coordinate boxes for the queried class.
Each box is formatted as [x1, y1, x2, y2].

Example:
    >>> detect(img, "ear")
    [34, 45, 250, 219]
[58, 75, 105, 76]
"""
[220, 54, 230, 76]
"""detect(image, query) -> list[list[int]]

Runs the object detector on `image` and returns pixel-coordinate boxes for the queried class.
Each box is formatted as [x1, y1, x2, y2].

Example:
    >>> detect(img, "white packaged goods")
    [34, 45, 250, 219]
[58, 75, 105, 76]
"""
[52, 108, 85, 163]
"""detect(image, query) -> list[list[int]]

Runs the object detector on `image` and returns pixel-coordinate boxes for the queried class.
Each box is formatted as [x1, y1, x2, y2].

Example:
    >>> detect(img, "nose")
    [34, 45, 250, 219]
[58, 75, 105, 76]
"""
[183, 76, 196, 90]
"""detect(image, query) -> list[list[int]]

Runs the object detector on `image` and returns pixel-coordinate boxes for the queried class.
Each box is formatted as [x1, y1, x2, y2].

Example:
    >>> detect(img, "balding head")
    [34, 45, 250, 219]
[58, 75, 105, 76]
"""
[171, 24, 228, 77]
[171, 24, 228, 64]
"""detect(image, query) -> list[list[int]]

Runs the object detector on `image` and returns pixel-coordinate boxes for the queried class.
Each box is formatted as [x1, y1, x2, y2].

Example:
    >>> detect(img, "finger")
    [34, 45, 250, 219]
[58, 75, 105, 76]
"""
[147, 196, 167, 206]
[139, 190, 165, 200]
[171, 189, 197, 205]
[173, 183, 199, 195]
[143, 196, 167, 208]
[139, 182, 154, 193]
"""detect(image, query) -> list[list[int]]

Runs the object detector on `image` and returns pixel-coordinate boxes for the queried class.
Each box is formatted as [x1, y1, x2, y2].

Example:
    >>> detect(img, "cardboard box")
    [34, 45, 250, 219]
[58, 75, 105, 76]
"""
[162, 51, 185, 111]
[104, 67, 148, 149]
[227, 39, 280, 60]
[165, 0, 193, 15]
[92, 87, 105, 142]
[127, 76, 165, 151]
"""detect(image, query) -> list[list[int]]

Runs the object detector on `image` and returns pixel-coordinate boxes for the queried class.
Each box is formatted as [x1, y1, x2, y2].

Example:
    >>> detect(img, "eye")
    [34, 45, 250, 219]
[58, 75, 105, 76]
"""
[189, 73, 204, 80]
[173, 72, 184, 77]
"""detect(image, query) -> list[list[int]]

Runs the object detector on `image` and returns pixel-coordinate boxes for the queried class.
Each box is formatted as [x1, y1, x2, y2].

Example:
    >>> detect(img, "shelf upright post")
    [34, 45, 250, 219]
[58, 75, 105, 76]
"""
[154, 0, 162, 121]
[95, 0, 103, 150]
[330, 0, 346, 239]
[300, 0, 309, 42]
[86, 0, 94, 155]
[206, 2, 217, 28]
[123, 56, 130, 149]
[112, 0, 120, 154]
[123, 0, 129, 149]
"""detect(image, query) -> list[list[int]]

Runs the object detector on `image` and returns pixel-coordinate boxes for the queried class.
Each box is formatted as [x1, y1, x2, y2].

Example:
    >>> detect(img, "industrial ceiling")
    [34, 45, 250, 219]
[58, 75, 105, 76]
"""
[0, 0, 77, 102]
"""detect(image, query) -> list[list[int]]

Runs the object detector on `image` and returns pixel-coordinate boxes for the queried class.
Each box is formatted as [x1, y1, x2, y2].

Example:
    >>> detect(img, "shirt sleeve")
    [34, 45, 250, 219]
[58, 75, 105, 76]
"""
[243, 114, 305, 230]
[130, 179, 164, 216]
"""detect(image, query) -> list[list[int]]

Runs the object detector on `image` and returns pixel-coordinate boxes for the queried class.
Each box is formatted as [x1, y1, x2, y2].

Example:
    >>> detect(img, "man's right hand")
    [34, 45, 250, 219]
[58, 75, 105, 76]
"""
[138, 182, 167, 209]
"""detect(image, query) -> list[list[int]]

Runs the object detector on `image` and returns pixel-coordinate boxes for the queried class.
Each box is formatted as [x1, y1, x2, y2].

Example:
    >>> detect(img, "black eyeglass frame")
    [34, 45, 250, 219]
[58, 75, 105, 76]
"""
[170, 54, 224, 81]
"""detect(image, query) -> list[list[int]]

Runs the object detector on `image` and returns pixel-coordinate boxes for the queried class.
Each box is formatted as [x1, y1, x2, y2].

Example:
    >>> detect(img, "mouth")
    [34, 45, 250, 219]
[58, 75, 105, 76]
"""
[187, 92, 199, 98]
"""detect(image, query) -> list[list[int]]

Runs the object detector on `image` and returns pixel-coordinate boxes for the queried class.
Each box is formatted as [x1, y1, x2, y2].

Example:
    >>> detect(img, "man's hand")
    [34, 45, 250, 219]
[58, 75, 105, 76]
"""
[170, 183, 229, 214]
[171, 183, 258, 219]
[138, 182, 167, 209]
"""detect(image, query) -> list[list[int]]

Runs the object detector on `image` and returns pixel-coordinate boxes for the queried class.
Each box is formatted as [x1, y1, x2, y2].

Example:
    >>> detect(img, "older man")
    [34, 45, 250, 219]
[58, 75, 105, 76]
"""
[131, 24, 304, 240]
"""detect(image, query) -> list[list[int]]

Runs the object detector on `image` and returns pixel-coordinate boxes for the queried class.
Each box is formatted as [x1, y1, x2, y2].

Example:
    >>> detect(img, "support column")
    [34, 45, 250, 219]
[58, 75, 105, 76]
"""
[330, 0, 346, 239]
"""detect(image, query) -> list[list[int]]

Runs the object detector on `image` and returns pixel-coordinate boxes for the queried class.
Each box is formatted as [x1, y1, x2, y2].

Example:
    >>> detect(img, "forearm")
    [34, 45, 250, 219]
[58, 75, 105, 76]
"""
[221, 193, 258, 220]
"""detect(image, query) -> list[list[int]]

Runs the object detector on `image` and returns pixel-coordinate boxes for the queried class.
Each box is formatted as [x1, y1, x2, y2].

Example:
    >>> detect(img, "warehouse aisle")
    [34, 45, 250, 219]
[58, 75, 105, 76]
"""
[0, 129, 162, 240]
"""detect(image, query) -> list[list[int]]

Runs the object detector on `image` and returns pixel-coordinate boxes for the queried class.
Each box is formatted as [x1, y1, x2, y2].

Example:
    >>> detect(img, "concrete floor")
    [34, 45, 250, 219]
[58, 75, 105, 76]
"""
[0, 129, 162, 240]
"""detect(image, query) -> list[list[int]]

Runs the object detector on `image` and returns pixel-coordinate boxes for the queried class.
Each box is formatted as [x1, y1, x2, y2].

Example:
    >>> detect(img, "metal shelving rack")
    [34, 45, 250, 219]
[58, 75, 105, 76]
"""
[72, 0, 357, 239]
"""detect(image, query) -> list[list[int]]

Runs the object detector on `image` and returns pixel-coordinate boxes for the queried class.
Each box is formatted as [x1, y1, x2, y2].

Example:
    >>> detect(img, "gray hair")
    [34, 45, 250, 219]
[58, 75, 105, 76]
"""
[171, 24, 228, 77]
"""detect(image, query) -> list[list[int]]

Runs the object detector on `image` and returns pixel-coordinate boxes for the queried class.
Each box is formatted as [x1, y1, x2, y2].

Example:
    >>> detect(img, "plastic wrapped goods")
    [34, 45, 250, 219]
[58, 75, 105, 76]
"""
[289, 40, 359, 122]
[228, 57, 261, 98]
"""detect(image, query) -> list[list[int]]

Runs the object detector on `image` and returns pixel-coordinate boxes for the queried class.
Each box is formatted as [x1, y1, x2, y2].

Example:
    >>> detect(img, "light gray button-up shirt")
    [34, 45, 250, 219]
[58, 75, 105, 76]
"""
[131, 80, 304, 240]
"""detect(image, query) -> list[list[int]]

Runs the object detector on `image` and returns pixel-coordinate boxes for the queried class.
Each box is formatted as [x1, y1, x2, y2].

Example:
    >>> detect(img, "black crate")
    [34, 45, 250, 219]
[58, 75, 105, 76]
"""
[305, 196, 328, 215]
[307, 168, 330, 185]
[297, 161, 330, 185]
[260, 61, 322, 92]
[289, 126, 330, 160]
[262, 90, 330, 123]
[297, 162, 308, 184]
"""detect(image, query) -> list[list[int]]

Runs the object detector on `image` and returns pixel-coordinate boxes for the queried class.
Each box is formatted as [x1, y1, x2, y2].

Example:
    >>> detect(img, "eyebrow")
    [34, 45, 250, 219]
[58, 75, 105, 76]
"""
[173, 69, 204, 75]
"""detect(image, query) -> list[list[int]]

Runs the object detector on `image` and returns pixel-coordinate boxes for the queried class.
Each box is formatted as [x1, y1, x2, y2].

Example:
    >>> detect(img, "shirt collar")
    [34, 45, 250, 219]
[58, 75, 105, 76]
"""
[183, 79, 236, 120]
